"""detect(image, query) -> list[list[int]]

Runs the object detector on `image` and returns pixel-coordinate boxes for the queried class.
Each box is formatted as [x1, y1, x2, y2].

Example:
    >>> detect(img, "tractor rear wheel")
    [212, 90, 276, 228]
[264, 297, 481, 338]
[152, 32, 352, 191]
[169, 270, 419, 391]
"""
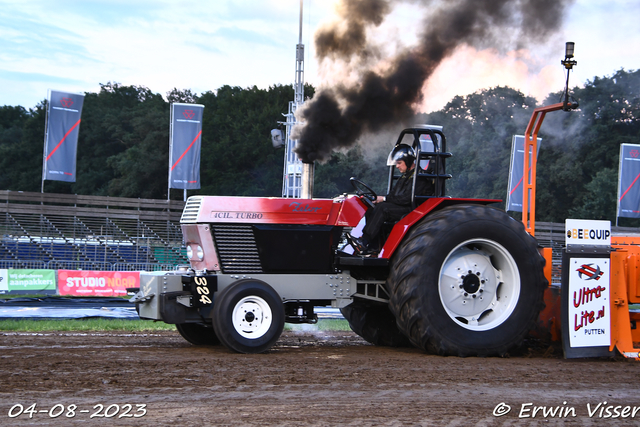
[387, 204, 546, 357]
[340, 302, 411, 347]
[213, 279, 285, 354]
[176, 322, 220, 346]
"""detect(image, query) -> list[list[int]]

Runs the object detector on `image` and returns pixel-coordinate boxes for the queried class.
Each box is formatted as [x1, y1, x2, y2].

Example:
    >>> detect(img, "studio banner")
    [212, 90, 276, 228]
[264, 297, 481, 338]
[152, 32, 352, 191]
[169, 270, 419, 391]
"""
[506, 135, 541, 212]
[43, 90, 85, 182]
[617, 143, 640, 219]
[169, 103, 204, 190]
[57, 270, 140, 297]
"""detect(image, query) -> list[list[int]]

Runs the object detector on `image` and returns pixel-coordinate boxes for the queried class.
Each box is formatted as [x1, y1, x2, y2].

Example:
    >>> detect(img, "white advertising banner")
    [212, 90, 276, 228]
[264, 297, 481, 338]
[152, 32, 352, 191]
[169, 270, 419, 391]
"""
[565, 219, 611, 246]
[0, 269, 8, 292]
[567, 257, 610, 348]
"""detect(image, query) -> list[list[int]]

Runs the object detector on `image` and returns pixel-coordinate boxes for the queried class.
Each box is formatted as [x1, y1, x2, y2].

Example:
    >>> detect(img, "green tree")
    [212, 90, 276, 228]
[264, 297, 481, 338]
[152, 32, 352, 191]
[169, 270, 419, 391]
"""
[75, 83, 166, 196]
[314, 145, 388, 198]
[0, 105, 30, 190]
[166, 88, 198, 104]
[105, 87, 169, 198]
[536, 69, 640, 222]
[0, 102, 46, 192]
[567, 168, 618, 221]
[197, 84, 314, 197]
[420, 87, 538, 203]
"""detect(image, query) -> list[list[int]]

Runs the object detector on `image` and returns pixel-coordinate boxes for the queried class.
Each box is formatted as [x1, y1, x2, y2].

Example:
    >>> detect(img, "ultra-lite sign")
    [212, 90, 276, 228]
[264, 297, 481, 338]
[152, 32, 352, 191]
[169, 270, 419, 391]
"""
[567, 257, 610, 347]
[562, 219, 612, 357]
[565, 219, 611, 246]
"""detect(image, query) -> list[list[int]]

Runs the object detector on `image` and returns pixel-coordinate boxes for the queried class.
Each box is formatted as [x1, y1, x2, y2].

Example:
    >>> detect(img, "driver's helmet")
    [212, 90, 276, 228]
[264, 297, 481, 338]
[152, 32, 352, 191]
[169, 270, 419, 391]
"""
[386, 144, 416, 168]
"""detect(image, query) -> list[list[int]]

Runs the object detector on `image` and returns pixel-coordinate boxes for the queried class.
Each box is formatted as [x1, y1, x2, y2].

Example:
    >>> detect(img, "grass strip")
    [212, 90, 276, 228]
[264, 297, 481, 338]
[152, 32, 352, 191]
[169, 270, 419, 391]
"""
[0, 318, 352, 332]
[0, 318, 175, 332]
[285, 319, 350, 332]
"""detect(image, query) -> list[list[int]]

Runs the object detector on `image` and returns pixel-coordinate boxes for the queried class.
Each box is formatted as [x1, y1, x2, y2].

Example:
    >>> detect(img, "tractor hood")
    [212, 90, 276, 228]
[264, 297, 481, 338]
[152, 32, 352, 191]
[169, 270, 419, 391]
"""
[180, 195, 367, 227]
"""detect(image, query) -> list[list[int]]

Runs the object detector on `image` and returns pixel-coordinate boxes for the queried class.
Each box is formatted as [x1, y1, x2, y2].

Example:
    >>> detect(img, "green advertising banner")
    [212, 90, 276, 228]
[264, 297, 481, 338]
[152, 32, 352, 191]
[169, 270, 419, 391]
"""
[7, 269, 56, 292]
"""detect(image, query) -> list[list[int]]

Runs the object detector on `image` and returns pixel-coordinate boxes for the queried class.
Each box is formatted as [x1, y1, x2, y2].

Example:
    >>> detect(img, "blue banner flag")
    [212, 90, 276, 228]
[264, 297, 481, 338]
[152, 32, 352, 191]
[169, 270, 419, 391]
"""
[506, 135, 541, 212]
[617, 143, 640, 219]
[169, 103, 204, 190]
[42, 90, 85, 182]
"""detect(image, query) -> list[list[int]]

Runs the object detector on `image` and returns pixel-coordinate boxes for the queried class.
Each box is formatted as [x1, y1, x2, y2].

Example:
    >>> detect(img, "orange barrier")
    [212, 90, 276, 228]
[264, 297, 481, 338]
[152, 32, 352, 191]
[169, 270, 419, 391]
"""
[609, 237, 640, 359]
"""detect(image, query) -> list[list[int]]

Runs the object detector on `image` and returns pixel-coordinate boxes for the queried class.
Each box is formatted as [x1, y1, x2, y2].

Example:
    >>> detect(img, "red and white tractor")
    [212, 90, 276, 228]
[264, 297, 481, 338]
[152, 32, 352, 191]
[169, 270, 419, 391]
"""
[132, 127, 547, 355]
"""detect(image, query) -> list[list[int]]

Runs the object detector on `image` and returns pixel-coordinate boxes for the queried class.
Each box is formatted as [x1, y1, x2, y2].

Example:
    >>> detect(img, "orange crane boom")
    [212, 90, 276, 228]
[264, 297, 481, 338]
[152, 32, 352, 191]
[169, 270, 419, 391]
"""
[521, 102, 565, 236]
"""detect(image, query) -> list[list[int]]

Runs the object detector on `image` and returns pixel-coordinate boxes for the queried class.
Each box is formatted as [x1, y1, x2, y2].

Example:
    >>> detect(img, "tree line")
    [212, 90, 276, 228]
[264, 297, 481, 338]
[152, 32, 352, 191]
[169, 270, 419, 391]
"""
[0, 69, 638, 224]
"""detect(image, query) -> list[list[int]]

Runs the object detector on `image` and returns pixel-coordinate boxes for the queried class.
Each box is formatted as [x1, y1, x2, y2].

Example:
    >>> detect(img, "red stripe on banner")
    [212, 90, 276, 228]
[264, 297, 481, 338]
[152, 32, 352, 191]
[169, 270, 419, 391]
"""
[46, 119, 82, 161]
[171, 130, 202, 171]
[619, 171, 640, 202]
[509, 176, 523, 195]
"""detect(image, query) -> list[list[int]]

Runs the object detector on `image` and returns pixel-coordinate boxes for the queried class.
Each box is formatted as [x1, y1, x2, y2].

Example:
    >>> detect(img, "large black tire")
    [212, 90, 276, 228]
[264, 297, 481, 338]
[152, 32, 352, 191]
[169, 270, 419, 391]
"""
[387, 204, 546, 357]
[176, 322, 220, 346]
[212, 279, 285, 354]
[340, 302, 412, 347]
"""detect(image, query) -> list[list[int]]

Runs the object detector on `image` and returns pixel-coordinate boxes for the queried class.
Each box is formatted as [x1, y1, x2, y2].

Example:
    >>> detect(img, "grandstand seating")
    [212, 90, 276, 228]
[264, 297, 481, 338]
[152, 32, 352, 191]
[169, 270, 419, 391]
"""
[42, 242, 84, 261]
[3, 240, 50, 261]
[0, 241, 16, 260]
[0, 191, 189, 271]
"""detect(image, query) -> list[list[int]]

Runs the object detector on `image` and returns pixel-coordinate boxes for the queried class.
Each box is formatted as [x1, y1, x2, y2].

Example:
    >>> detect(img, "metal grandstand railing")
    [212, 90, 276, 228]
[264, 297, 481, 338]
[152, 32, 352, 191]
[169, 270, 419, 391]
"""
[47, 260, 113, 271]
[113, 263, 176, 272]
[533, 222, 565, 286]
[0, 260, 47, 269]
[0, 190, 188, 271]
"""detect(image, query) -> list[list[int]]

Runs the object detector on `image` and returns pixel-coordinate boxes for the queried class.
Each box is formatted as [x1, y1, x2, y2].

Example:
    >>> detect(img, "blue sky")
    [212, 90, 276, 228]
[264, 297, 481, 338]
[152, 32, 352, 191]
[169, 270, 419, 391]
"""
[1, 0, 639, 112]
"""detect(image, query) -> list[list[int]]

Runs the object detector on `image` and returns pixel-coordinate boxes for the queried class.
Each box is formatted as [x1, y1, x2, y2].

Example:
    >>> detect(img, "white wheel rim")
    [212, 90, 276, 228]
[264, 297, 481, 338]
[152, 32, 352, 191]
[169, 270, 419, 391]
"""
[231, 296, 273, 339]
[438, 238, 520, 331]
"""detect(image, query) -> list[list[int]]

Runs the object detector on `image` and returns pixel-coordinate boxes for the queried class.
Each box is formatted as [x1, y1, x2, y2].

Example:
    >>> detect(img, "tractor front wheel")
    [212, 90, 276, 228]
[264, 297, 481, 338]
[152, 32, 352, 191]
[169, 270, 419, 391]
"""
[387, 204, 546, 357]
[213, 279, 285, 354]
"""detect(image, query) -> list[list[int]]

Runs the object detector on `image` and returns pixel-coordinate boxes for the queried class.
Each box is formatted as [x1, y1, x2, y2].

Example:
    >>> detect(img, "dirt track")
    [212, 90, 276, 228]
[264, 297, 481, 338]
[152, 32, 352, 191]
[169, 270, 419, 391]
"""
[1, 330, 639, 426]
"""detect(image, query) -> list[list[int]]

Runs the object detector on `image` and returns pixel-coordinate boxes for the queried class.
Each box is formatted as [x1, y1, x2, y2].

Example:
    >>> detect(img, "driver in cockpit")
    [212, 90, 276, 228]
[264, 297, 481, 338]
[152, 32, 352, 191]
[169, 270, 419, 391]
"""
[349, 145, 433, 255]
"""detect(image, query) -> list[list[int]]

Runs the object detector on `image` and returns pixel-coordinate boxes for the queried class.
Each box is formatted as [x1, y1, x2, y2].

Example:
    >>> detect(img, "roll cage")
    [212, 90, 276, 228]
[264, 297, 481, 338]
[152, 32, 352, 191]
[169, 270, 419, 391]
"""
[387, 127, 453, 208]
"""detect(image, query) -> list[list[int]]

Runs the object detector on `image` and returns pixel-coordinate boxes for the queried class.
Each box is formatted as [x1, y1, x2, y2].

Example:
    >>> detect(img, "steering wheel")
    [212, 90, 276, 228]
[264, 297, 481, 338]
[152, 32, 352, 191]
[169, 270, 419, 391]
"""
[350, 177, 377, 209]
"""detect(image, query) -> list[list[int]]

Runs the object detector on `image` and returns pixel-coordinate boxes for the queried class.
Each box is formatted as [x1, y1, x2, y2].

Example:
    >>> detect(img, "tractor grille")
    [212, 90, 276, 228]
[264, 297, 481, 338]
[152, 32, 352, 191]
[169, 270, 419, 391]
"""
[181, 196, 203, 223]
[211, 225, 263, 273]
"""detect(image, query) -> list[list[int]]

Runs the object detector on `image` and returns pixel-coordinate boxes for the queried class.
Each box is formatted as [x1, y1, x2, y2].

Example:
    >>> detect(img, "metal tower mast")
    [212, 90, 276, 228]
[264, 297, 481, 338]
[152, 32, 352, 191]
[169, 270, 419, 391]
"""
[282, 0, 306, 198]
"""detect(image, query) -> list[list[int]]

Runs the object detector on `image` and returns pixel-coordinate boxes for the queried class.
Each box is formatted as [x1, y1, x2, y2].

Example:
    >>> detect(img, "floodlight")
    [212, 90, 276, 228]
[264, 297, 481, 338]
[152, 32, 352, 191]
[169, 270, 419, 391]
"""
[565, 42, 575, 59]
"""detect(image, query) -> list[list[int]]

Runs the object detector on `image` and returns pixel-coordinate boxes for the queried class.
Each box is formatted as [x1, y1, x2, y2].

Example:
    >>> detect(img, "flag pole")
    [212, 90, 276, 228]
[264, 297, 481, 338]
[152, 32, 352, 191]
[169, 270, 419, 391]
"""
[168, 103, 173, 201]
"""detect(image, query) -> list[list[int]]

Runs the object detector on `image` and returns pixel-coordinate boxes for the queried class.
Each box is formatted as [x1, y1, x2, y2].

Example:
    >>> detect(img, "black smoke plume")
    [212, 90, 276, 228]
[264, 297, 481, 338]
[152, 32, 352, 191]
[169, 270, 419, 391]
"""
[293, 0, 574, 163]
